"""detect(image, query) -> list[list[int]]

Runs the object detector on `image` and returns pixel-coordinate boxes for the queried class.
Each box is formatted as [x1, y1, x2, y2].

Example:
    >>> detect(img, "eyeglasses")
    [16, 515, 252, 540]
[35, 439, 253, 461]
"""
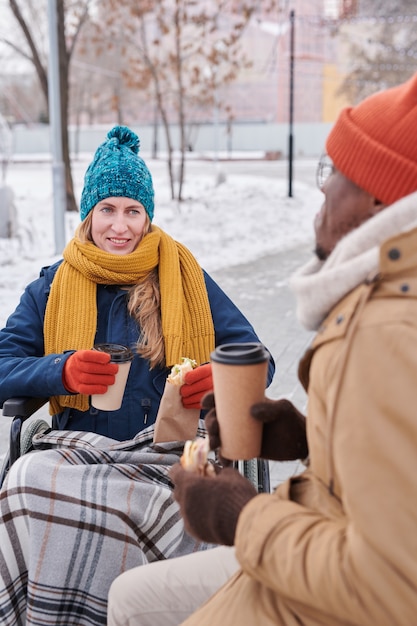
[316, 153, 335, 190]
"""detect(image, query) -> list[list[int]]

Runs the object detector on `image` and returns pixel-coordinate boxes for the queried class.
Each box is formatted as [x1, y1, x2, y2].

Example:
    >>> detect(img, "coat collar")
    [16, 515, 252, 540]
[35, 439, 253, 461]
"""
[298, 224, 417, 391]
[290, 196, 417, 332]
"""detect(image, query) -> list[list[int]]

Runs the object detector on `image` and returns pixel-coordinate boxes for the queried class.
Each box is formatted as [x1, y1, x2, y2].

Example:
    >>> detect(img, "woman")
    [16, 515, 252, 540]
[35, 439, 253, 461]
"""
[0, 125, 274, 440]
[0, 126, 274, 626]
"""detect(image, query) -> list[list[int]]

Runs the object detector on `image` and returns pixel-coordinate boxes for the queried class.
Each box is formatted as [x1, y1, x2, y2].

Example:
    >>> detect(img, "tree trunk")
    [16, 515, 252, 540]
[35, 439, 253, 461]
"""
[160, 106, 175, 201]
[57, 0, 77, 212]
[8, 0, 78, 212]
[174, 1, 186, 202]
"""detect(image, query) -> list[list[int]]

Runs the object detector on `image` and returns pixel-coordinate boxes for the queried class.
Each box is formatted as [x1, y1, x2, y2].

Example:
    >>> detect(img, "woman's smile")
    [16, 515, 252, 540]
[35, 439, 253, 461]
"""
[91, 197, 148, 254]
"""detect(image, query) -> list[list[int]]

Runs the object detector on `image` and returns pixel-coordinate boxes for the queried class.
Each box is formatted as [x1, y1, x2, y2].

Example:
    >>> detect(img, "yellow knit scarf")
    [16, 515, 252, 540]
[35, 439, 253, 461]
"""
[44, 225, 215, 414]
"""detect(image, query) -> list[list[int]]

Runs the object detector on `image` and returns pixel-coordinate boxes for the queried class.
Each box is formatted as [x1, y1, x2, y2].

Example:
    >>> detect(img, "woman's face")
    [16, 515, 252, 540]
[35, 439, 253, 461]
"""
[91, 197, 148, 254]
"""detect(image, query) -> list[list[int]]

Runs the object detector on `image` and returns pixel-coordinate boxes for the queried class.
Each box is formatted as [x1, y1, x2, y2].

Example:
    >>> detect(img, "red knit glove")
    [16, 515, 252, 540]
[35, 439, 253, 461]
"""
[62, 350, 119, 395]
[203, 392, 308, 462]
[170, 464, 257, 545]
[180, 363, 213, 409]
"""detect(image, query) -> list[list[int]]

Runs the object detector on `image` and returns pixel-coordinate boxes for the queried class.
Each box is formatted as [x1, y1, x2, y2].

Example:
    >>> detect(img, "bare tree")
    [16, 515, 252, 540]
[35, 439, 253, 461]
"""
[1, 0, 281, 205]
[2, 0, 93, 211]
[337, 1, 417, 103]
[91, 0, 275, 201]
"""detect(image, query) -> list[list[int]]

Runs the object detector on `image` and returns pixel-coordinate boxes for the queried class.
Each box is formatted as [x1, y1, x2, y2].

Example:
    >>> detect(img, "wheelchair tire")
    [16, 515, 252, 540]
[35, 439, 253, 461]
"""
[0, 451, 10, 488]
[20, 419, 51, 455]
[237, 458, 270, 493]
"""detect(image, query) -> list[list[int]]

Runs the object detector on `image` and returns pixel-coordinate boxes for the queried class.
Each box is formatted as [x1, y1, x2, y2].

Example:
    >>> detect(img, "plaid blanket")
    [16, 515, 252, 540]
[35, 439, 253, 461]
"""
[0, 424, 211, 626]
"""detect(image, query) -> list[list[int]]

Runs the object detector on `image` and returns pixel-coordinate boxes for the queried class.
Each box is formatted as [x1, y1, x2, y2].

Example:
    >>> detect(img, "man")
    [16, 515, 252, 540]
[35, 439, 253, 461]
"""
[108, 73, 417, 625]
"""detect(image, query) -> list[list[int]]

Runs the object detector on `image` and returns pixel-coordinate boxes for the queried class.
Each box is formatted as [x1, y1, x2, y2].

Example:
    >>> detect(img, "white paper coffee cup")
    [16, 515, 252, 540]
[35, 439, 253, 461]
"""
[91, 343, 134, 411]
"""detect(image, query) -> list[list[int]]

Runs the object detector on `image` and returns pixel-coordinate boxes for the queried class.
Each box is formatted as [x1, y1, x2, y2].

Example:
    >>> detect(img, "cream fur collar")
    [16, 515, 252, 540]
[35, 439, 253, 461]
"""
[289, 191, 417, 331]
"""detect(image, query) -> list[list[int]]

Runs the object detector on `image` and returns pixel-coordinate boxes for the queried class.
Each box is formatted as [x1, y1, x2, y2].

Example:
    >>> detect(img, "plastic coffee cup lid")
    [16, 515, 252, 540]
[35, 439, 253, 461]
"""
[93, 343, 134, 363]
[210, 342, 269, 365]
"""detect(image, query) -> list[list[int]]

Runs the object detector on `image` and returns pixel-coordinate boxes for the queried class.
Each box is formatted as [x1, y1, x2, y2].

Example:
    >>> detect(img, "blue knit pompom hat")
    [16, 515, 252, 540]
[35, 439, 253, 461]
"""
[80, 125, 154, 221]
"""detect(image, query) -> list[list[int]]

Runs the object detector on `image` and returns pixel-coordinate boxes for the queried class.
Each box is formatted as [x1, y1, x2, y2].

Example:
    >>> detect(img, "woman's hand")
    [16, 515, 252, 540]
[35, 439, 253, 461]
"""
[180, 363, 213, 409]
[62, 350, 119, 394]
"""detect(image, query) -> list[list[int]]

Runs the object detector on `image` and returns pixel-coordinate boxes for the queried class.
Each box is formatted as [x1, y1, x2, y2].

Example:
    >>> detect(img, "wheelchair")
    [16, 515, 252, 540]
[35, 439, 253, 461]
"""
[0, 397, 270, 492]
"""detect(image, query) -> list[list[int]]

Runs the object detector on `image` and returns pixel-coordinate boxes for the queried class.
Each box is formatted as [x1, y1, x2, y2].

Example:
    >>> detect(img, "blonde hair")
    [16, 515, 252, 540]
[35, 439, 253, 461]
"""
[79, 212, 165, 368]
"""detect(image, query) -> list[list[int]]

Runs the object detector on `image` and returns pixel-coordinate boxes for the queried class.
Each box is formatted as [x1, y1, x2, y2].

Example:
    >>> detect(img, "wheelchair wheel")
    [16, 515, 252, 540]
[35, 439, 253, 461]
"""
[0, 451, 10, 488]
[20, 419, 51, 455]
[237, 458, 270, 493]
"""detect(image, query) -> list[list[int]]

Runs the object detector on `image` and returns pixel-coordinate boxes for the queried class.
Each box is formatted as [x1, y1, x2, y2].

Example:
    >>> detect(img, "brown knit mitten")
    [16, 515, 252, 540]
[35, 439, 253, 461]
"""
[202, 393, 233, 467]
[202, 392, 225, 454]
[170, 464, 257, 545]
[203, 392, 308, 462]
[251, 398, 309, 461]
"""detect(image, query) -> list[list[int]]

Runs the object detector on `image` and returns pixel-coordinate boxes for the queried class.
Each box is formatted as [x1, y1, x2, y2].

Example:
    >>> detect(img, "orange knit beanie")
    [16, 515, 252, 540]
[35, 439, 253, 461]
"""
[326, 72, 417, 205]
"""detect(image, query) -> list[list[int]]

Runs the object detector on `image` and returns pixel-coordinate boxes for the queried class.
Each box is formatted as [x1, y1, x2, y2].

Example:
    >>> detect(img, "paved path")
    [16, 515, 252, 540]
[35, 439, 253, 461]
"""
[0, 242, 314, 488]
[212, 243, 313, 404]
[211, 244, 314, 488]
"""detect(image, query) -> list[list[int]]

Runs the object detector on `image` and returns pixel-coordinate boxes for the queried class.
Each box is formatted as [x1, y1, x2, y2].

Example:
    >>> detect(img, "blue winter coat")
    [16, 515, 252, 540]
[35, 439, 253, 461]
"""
[0, 261, 275, 440]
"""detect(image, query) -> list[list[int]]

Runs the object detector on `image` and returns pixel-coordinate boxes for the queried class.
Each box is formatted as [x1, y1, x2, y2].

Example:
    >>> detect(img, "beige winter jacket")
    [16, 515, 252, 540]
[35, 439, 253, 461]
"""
[182, 225, 417, 625]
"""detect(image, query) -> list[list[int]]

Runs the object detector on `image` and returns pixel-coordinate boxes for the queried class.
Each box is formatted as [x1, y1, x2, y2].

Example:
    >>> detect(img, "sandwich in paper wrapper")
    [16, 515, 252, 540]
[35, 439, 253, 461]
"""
[180, 437, 215, 476]
[167, 358, 197, 386]
[153, 358, 201, 443]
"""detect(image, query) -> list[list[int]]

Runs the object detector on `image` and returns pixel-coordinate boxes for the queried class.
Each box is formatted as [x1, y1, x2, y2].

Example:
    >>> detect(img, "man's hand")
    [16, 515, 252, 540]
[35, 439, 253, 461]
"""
[62, 350, 119, 395]
[202, 392, 308, 462]
[180, 363, 213, 409]
[202, 391, 219, 441]
[170, 463, 256, 545]
[251, 397, 308, 461]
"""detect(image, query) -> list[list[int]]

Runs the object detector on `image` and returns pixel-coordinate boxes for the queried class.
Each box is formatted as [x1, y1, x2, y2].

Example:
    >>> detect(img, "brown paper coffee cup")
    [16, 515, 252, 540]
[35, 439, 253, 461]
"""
[210, 342, 269, 460]
[91, 343, 134, 411]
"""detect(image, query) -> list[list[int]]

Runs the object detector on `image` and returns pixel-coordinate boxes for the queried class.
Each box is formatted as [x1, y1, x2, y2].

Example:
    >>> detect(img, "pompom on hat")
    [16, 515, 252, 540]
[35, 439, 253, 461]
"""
[80, 126, 154, 221]
[326, 72, 417, 206]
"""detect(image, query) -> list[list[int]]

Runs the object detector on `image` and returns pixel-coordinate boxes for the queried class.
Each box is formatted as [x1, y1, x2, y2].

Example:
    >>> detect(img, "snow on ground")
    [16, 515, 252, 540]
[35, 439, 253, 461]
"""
[0, 155, 320, 328]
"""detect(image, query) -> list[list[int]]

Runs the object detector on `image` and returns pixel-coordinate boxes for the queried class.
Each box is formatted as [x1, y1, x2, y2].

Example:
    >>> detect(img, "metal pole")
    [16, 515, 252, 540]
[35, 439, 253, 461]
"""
[213, 84, 221, 185]
[288, 9, 295, 198]
[47, 0, 66, 254]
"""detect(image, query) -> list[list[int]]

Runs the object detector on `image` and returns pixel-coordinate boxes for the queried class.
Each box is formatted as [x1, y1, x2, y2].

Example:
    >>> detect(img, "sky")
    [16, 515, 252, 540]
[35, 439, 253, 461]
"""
[0, 154, 320, 329]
